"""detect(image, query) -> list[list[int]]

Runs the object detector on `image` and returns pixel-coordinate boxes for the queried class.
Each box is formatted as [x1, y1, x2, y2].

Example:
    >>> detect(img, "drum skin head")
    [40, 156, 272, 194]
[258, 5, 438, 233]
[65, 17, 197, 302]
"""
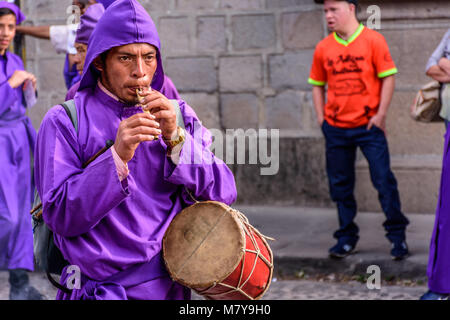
[163, 201, 245, 289]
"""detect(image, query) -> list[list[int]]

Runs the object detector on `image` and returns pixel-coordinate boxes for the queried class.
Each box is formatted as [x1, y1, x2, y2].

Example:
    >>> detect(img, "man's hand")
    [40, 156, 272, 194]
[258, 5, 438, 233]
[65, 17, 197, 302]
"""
[138, 89, 178, 140]
[367, 112, 386, 134]
[113, 113, 162, 164]
[438, 57, 450, 76]
[8, 70, 37, 90]
[317, 116, 324, 127]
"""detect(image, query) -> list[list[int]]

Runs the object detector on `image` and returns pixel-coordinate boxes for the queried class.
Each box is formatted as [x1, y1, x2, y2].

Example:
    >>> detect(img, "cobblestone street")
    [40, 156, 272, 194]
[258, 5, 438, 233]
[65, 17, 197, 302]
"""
[0, 271, 427, 300]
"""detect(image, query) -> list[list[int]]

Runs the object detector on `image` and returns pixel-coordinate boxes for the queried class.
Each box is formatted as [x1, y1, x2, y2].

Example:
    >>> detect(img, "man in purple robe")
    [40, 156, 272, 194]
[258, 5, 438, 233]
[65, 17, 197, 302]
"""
[0, 2, 44, 300]
[66, 2, 180, 101]
[34, 0, 237, 300]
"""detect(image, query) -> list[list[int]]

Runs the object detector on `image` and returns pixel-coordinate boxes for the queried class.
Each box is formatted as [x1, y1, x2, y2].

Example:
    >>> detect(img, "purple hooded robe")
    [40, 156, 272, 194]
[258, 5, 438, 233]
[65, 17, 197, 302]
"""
[63, 1, 114, 89]
[0, 4, 35, 271]
[65, 3, 180, 101]
[427, 128, 450, 293]
[34, 0, 237, 300]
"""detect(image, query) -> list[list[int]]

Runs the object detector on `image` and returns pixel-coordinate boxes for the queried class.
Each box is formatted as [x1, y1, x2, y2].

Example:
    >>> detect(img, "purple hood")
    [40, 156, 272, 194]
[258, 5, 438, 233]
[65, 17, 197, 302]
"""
[96, 0, 117, 9]
[0, 2, 25, 24]
[79, 0, 164, 91]
[75, 3, 104, 45]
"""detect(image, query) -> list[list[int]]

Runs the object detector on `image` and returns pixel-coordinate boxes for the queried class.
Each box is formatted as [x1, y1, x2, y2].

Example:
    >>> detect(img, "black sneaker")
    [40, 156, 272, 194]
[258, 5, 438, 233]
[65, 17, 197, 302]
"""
[391, 241, 409, 261]
[329, 242, 356, 259]
[9, 284, 46, 300]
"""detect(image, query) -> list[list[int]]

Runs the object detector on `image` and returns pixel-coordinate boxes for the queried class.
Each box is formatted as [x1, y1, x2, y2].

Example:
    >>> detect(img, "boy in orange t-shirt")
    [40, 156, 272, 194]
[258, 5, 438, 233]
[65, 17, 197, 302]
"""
[310, 0, 409, 260]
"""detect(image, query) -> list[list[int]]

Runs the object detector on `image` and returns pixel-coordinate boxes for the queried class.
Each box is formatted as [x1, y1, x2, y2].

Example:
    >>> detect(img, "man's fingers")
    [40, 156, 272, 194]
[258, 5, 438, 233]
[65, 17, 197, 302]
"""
[127, 125, 162, 137]
[153, 109, 176, 120]
[123, 133, 157, 145]
[124, 113, 159, 128]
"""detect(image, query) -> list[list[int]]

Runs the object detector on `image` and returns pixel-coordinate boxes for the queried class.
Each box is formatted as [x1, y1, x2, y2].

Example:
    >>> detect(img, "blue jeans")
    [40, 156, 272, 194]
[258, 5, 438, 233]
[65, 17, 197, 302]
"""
[321, 121, 409, 245]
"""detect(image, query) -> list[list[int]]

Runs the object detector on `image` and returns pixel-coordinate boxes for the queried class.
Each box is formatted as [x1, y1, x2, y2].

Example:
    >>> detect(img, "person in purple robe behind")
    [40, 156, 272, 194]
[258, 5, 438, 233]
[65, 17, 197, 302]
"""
[0, 2, 44, 300]
[34, 0, 237, 300]
[66, 2, 181, 101]
[15, 1, 118, 91]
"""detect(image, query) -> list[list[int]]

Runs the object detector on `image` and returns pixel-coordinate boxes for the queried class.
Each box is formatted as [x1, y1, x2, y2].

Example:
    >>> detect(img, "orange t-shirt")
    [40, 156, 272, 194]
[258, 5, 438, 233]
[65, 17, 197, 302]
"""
[308, 24, 398, 128]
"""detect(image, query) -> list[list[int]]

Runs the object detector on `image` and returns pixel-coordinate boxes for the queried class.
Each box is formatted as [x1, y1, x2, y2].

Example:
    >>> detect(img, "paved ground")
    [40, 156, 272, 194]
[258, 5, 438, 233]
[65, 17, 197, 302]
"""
[0, 205, 435, 300]
[238, 206, 434, 281]
[0, 271, 427, 300]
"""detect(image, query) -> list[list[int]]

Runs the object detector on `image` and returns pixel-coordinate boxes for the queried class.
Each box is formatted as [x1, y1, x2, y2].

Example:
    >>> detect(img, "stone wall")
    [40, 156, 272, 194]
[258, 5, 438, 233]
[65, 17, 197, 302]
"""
[21, 0, 450, 213]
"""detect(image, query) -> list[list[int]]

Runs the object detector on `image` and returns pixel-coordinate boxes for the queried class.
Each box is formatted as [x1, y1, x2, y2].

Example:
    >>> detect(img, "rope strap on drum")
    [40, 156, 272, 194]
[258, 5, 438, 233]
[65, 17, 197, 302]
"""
[195, 208, 274, 300]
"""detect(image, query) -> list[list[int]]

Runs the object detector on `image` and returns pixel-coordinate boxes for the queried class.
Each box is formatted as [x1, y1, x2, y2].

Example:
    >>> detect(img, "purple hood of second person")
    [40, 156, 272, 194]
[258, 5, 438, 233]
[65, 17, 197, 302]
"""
[96, 0, 117, 9]
[75, 3, 104, 45]
[79, 0, 164, 91]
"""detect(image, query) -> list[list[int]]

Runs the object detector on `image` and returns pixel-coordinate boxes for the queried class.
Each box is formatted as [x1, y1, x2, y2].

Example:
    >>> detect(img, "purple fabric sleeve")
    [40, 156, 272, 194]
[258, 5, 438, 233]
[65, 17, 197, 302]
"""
[35, 106, 130, 237]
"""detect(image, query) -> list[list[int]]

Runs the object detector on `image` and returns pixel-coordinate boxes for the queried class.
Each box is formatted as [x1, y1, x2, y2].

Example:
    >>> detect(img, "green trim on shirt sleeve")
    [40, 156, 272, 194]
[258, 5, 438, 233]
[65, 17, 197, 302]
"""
[308, 78, 326, 86]
[378, 67, 398, 78]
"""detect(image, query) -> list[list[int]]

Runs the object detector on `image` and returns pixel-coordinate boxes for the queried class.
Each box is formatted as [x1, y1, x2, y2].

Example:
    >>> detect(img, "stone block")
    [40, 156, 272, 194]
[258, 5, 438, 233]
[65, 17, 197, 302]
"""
[232, 14, 276, 51]
[385, 91, 445, 156]
[27, 95, 50, 131]
[221, 93, 260, 129]
[220, 0, 264, 10]
[266, 0, 314, 8]
[264, 90, 302, 130]
[158, 16, 191, 55]
[24, 37, 37, 58]
[32, 0, 72, 20]
[197, 16, 227, 52]
[164, 57, 217, 92]
[358, 2, 450, 20]
[175, 0, 217, 10]
[269, 50, 314, 90]
[140, 0, 172, 12]
[219, 55, 262, 92]
[181, 93, 221, 130]
[381, 28, 449, 88]
[38, 37, 61, 57]
[281, 11, 323, 50]
[24, 59, 36, 77]
[37, 58, 67, 93]
[231, 136, 331, 207]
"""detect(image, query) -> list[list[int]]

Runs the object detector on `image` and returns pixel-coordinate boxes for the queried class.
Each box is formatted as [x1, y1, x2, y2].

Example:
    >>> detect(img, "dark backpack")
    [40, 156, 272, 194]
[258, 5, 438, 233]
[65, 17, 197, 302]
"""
[31, 99, 113, 293]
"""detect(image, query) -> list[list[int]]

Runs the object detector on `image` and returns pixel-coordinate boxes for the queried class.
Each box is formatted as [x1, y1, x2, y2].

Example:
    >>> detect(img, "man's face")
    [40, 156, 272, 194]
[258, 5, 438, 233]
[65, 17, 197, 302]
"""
[95, 43, 158, 104]
[74, 42, 88, 75]
[0, 14, 16, 55]
[323, 0, 354, 32]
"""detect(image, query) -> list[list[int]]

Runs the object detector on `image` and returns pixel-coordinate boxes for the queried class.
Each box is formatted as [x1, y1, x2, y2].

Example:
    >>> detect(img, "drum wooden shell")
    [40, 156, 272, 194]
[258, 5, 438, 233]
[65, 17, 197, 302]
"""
[163, 201, 273, 300]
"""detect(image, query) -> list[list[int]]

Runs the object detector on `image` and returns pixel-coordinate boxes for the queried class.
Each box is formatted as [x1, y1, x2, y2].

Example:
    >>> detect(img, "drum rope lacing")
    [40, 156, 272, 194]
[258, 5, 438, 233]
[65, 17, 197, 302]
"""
[183, 187, 275, 300]
[195, 208, 275, 300]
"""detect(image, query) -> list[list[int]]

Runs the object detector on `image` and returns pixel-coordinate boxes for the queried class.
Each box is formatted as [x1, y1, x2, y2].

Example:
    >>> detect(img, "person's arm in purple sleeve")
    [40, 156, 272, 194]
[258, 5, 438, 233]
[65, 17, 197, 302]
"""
[0, 69, 36, 114]
[34, 106, 129, 237]
[0, 80, 19, 114]
[163, 100, 237, 206]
